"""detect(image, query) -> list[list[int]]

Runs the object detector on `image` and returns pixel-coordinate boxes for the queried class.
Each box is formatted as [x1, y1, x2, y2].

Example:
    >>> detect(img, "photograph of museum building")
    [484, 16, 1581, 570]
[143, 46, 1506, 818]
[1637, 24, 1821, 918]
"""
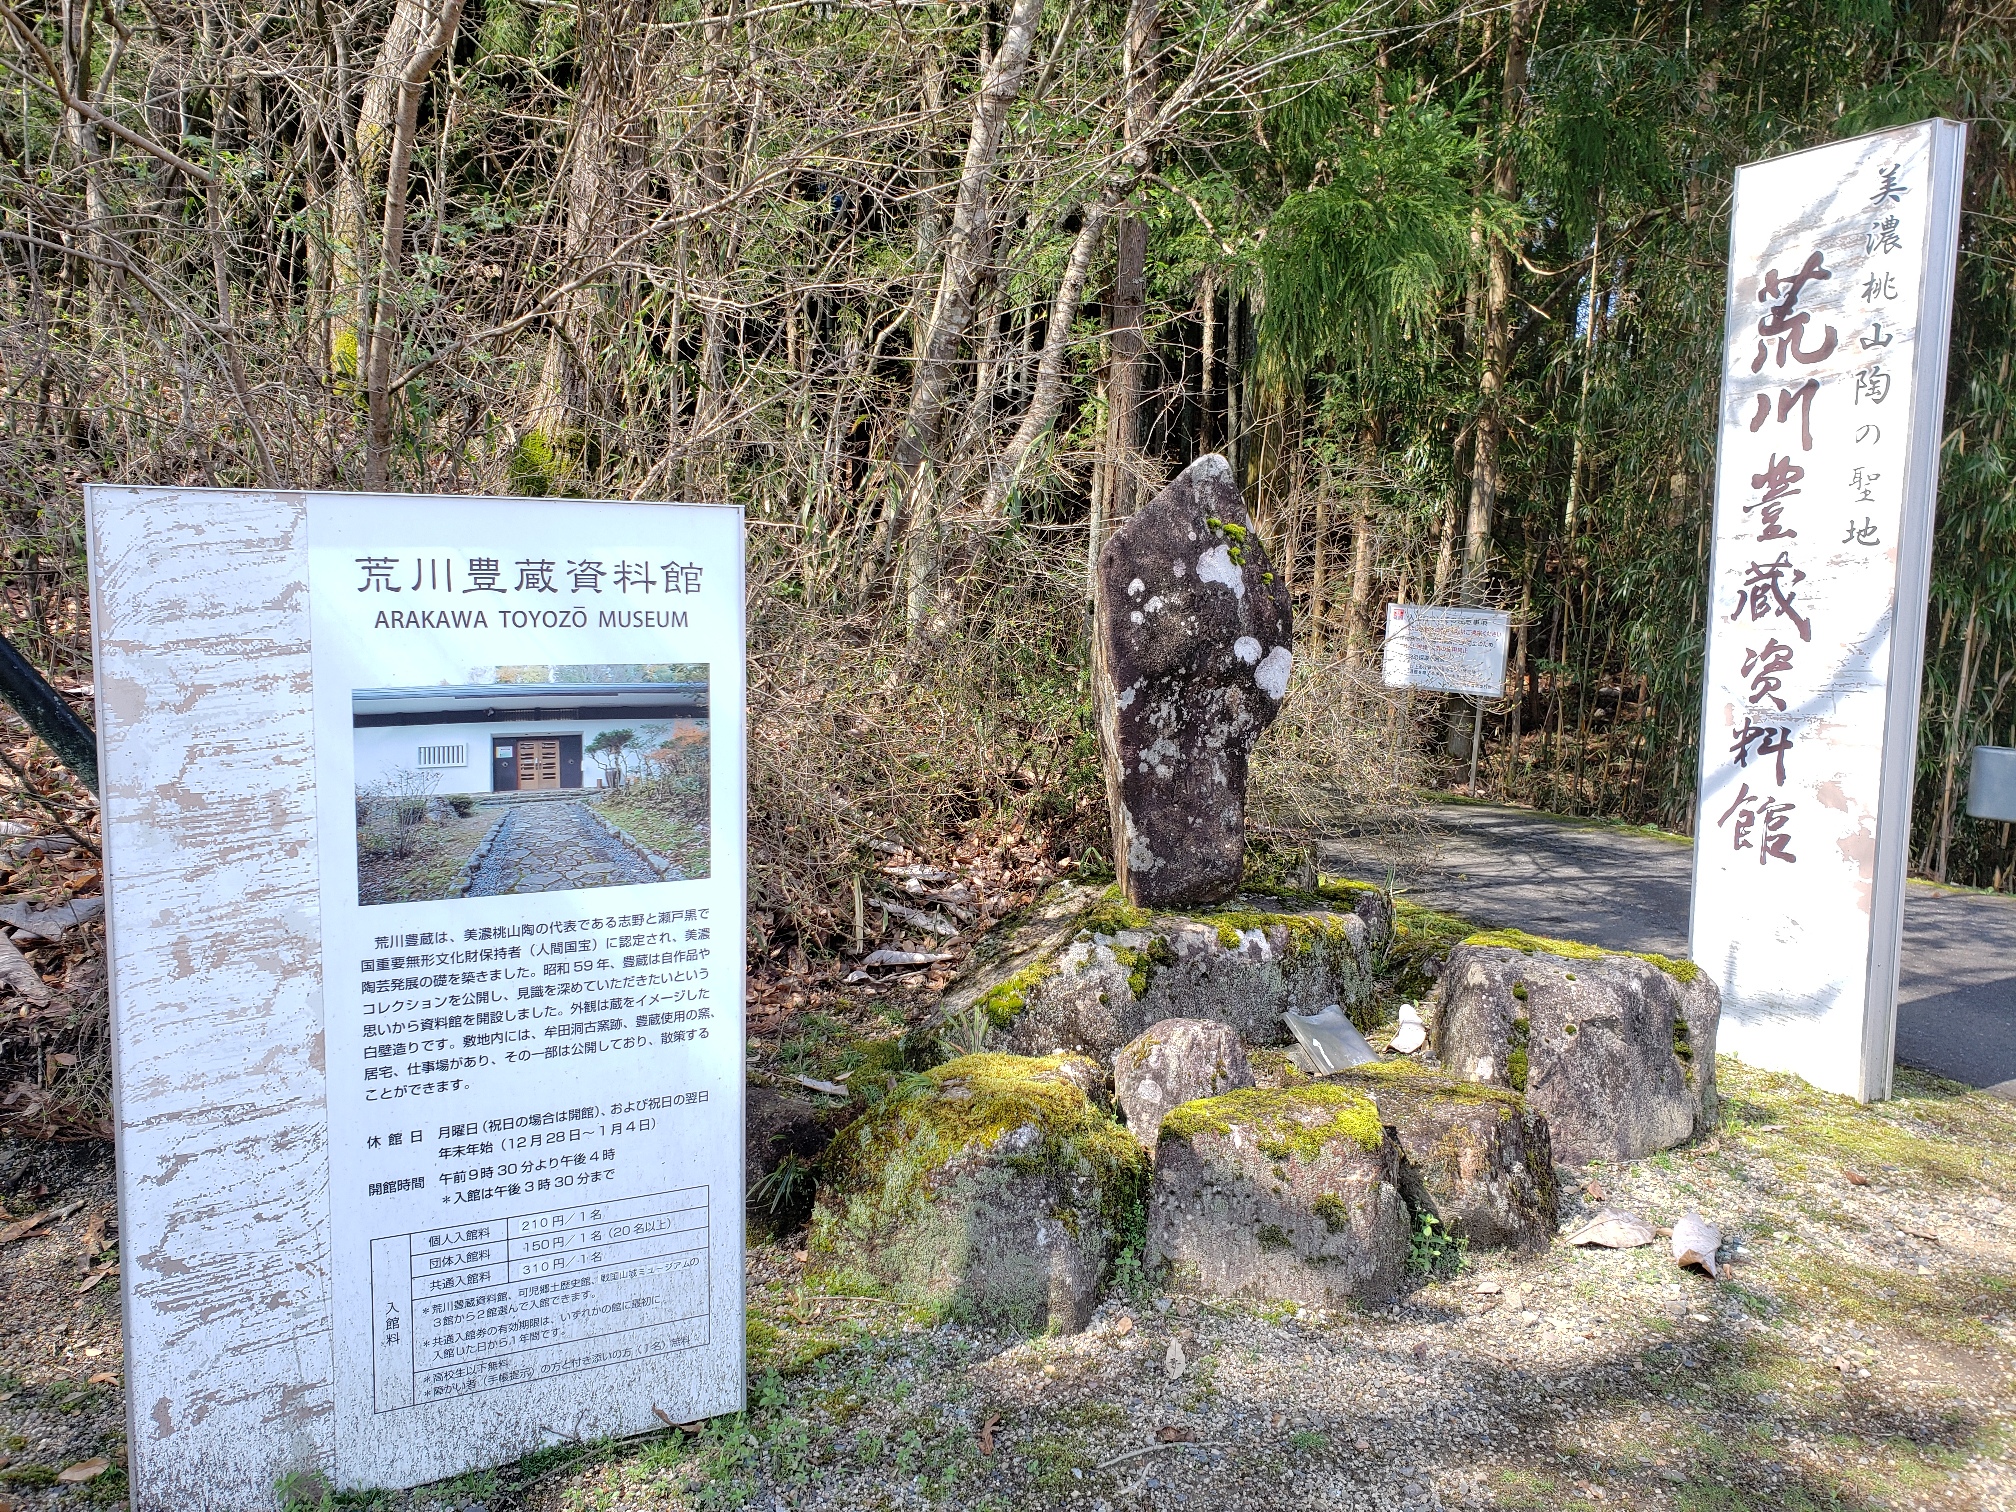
[352, 680, 708, 794]
[350, 671, 712, 905]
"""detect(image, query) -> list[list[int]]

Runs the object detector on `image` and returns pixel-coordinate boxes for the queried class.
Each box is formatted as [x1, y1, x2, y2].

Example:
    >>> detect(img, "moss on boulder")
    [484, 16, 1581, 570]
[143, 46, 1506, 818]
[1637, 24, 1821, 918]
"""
[936, 884, 1386, 1059]
[809, 1053, 1147, 1334]
[1337, 1060, 1558, 1252]
[1147, 1082, 1408, 1308]
[1430, 939, 1719, 1166]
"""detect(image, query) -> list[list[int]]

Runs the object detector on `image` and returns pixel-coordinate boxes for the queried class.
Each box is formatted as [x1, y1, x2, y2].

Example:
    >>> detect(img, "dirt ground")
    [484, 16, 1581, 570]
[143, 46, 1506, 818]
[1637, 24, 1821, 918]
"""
[2, 1058, 2012, 1512]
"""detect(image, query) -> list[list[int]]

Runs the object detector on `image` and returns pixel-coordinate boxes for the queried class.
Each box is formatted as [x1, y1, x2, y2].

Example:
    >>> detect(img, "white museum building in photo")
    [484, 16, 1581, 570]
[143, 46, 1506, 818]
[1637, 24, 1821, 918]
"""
[351, 680, 710, 793]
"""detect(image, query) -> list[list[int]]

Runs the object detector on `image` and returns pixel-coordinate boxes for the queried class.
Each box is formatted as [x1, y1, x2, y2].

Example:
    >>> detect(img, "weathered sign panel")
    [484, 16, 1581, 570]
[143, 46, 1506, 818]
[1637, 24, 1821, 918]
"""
[1381, 605, 1511, 699]
[1689, 120, 1966, 1103]
[87, 489, 746, 1505]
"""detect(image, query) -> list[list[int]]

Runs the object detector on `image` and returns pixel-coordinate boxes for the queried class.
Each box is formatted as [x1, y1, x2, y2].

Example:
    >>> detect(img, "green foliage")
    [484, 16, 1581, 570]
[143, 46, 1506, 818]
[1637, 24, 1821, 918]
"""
[1406, 1209, 1467, 1276]
[1258, 105, 1503, 380]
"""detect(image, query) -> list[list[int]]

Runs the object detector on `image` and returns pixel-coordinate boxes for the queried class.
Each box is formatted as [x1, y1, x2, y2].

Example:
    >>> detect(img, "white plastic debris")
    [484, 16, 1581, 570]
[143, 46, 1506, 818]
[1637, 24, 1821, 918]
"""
[857, 948, 954, 968]
[1389, 1002, 1427, 1055]
[1283, 1005, 1379, 1074]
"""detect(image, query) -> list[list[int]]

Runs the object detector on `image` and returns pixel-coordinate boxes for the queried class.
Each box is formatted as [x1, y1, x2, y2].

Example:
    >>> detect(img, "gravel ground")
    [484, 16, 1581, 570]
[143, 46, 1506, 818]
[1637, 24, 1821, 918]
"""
[3, 1059, 2012, 1512]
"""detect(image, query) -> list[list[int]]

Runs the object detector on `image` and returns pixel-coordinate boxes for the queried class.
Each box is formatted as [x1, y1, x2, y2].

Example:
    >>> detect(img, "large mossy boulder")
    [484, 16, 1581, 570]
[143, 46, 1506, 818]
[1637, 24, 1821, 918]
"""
[1146, 1083, 1409, 1309]
[1428, 932, 1720, 1166]
[1113, 1018, 1254, 1150]
[1337, 1061, 1558, 1252]
[808, 1053, 1146, 1334]
[943, 887, 1387, 1060]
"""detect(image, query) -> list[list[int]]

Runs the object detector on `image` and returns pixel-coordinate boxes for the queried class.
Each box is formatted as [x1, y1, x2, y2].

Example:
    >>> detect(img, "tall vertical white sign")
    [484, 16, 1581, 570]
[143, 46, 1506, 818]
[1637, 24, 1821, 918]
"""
[1690, 121, 1966, 1102]
[88, 488, 747, 1506]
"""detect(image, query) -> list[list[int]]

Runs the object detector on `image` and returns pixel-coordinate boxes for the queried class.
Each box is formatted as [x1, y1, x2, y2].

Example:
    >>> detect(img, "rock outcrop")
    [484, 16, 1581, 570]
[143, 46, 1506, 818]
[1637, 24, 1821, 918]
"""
[1428, 933, 1719, 1166]
[951, 888, 1388, 1060]
[1339, 1062, 1558, 1252]
[1146, 1083, 1410, 1308]
[1113, 1018, 1254, 1149]
[808, 1053, 1146, 1333]
[1095, 454, 1293, 907]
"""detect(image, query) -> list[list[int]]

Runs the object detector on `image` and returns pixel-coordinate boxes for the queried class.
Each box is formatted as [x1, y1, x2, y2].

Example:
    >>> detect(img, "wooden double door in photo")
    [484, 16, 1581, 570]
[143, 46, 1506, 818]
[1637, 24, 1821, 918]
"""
[491, 733, 584, 791]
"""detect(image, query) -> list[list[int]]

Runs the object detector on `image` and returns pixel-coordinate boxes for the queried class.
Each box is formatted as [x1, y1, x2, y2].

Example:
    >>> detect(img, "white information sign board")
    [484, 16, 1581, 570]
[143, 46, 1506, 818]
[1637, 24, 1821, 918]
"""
[1381, 605, 1511, 699]
[86, 488, 746, 1505]
[1689, 120, 1966, 1103]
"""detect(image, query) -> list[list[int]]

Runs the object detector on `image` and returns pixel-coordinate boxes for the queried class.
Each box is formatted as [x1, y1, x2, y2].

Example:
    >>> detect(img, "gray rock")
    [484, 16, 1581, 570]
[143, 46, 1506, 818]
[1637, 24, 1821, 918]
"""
[1146, 1083, 1409, 1308]
[1338, 1063, 1558, 1252]
[985, 903, 1378, 1059]
[1428, 940, 1719, 1166]
[1094, 453, 1293, 908]
[1113, 1018, 1254, 1149]
[809, 1053, 1146, 1333]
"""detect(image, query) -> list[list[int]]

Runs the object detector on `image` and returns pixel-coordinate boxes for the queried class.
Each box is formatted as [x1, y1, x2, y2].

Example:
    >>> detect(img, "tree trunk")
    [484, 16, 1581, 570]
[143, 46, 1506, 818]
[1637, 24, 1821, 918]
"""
[362, 0, 466, 486]
[1094, 0, 1162, 526]
[331, 0, 436, 369]
[527, 0, 646, 482]
[894, 0, 1047, 627]
[1460, 0, 1534, 600]
[982, 189, 1120, 515]
[1099, 214, 1149, 521]
[1197, 268, 1217, 453]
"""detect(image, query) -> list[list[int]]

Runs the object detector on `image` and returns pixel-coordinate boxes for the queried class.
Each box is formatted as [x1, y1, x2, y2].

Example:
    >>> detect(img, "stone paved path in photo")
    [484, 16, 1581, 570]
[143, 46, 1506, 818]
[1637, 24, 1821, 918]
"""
[466, 798, 658, 896]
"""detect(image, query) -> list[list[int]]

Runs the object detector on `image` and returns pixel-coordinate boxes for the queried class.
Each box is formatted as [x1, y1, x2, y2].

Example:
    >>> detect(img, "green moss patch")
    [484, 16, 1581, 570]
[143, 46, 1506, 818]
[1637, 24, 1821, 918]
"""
[972, 958, 1059, 1029]
[1160, 1082, 1386, 1158]
[1110, 935, 1175, 998]
[1341, 1058, 1525, 1108]
[816, 1052, 1145, 1243]
[1461, 927, 1700, 984]
[1078, 889, 1153, 937]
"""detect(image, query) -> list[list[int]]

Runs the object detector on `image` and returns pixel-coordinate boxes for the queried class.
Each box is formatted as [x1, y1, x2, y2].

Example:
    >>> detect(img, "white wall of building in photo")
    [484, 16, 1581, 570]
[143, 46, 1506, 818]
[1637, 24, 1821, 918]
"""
[352, 682, 708, 793]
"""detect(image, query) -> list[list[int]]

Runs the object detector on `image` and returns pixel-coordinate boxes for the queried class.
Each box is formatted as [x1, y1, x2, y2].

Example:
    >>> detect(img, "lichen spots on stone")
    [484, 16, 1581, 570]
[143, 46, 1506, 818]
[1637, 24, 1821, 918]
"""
[1234, 636, 1262, 665]
[1197, 543, 1245, 598]
[1255, 646, 1292, 700]
[1128, 577, 1146, 596]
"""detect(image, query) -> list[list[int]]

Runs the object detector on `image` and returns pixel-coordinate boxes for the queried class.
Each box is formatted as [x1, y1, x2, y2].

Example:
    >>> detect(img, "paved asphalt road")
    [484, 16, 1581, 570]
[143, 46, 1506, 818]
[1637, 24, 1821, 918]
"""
[1325, 803, 2016, 1095]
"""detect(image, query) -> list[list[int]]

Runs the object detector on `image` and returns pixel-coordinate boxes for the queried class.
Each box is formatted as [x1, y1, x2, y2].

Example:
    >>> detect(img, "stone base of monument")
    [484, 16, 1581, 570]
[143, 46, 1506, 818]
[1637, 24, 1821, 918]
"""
[1112, 1018, 1255, 1150]
[807, 1053, 1146, 1333]
[800, 892, 1720, 1332]
[1145, 1083, 1411, 1309]
[1337, 1061, 1559, 1252]
[937, 883, 1390, 1061]
[1427, 934, 1721, 1167]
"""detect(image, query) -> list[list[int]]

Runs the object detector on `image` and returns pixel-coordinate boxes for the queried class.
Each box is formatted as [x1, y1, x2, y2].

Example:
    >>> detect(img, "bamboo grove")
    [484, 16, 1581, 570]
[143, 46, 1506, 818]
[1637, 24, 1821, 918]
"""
[5, 0, 2016, 894]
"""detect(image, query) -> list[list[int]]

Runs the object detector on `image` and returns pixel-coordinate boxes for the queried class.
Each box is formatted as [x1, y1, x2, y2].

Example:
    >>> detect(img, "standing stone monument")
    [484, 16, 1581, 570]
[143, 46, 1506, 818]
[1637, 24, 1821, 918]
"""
[1095, 454, 1292, 906]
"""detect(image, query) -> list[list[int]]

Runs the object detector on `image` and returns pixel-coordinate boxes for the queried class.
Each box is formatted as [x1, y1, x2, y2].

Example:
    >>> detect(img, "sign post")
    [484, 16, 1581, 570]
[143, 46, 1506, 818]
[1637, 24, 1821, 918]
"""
[1380, 605, 1512, 701]
[1381, 605, 1512, 795]
[87, 488, 747, 1504]
[1689, 120, 1966, 1103]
